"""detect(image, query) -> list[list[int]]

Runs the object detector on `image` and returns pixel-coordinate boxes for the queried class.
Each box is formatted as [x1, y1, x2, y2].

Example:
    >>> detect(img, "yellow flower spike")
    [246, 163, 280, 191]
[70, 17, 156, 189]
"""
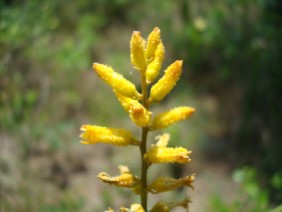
[148, 174, 195, 194]
[97, 167, 140, 188]
[120, 204, 145, 212]
[146, 41, 165, 84]
[144, 146, 192, 164]
[93, 63, 141, 99]
[150, 106, 195, 130]
[149, 60, 183, 102]
[80, 125, 139, 146]
[145, 27, 161, 62]
[130, 31, 147, 72]
[115, 91, 152, 127]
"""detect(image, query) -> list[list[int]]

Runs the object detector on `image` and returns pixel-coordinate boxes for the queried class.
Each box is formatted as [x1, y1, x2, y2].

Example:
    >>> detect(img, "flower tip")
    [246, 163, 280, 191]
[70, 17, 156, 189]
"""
[132, 31, 141, 36]
[153, 26, 160, 32]
[176, 60, 183, 67]
[80, 125, 87, 131]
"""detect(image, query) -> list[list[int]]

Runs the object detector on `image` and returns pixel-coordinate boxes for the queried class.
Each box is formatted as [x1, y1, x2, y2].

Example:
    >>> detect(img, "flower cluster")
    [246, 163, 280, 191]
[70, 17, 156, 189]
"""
[80, 27, 195, 211]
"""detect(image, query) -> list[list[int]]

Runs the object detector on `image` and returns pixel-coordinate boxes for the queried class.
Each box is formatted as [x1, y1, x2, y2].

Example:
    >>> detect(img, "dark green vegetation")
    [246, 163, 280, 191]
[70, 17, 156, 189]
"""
[1, 0, 281, 211]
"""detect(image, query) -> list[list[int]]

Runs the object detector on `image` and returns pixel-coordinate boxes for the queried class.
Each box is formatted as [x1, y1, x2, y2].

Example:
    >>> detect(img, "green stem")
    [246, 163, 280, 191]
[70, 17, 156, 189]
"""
[140, 127, 149, 211]
[140, 71, 149, 211]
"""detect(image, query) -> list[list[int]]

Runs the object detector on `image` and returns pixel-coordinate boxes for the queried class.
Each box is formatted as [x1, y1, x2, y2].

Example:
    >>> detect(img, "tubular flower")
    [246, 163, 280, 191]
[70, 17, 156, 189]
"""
[145, 27, 161, 62]
[97, 166, 140, 188]
[150, 197, 192, 212]
[93, 63, 141, 99]
[150, 106, 195, 130]
[149, 60, 183, 102]
[115, 91, 152, 127]
[146, 41, 165, 84]
[144, 146, 192, 164]
[130, 31, 147, 72]
[80, 125, 139, 146]
[120, 204, 145, 212]
[148, 174, 195, 194]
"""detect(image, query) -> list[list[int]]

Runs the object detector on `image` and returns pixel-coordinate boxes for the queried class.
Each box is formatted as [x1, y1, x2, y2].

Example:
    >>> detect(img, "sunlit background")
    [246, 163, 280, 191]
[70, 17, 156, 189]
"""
[1, 0, 282, 211]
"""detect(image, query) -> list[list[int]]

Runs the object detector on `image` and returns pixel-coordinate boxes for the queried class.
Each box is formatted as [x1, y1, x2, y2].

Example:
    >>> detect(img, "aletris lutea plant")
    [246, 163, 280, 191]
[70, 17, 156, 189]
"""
[80, 27, 195, 211]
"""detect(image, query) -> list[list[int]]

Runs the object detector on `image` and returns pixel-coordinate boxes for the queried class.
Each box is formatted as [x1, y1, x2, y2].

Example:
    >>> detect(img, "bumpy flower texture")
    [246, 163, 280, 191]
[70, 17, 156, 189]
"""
[80, 27, 196, 211]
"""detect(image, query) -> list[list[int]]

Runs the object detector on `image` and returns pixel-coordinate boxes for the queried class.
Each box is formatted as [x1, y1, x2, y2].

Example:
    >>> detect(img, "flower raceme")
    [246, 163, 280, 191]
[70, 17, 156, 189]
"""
[80, 27, 196, 211]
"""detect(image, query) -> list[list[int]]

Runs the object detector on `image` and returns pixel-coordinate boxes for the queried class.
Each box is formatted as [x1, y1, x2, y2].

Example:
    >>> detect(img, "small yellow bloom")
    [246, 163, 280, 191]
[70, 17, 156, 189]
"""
[115, 91, 152, 127]
[130, 31, 147, 72]
[148, 174, 195, 194]
[93, 63, 141, 99]
[120, 204, 144, 212]
[146, 41, 165, 84]
[97, 166, 140, 188]
[149, 60, 183, 102]
[150, 106, 195, 130]
[80, 125, 139, 146]
[145, 27, 161, 62]
[144, 146, 191, 164]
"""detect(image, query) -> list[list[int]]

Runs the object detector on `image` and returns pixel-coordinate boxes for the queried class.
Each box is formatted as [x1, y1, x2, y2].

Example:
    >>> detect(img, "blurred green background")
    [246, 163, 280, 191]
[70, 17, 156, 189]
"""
[1, 0, 281, 211]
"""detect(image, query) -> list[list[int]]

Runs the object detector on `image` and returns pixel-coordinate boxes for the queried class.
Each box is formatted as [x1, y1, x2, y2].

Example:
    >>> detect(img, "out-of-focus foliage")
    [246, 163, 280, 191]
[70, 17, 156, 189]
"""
[167, 0, 282, 206]
[1, 0, 281, 211]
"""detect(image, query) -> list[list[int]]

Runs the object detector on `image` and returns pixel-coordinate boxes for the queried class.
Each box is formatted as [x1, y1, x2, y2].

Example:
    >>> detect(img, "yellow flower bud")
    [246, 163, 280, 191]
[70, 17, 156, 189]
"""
[145, 27, 161, 62]
[93, 63, 141, 99]
[130, 31, 147, 71]
[150, 106, 195, 130]
[144, 146, 192, 164]
[97, 166, 140, 188]
[146, 41, 165, 84]
[115, 91, 152, 127]
[148, 174, 195, 194]
[80, 125, 139, 146]
[120, 204, 144, 212]
[149, 60, 183, 102]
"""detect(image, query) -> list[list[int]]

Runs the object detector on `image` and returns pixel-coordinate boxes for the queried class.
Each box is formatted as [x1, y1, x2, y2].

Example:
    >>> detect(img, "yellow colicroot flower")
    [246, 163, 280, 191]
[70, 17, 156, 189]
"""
[93, 63, 141, 99]
[130, 31, 147, 72]
[97, 166, 140, 188]
[80, 125, 139, 146]
[115, 91, 152, 127]
[81, 27, 196, 211]
[120, 204, 145, 212]
[149, 60, 183, 102]
[144, 146, 191, 164]
[145, 27, 161, 62]
[150, 106, 195, 130]
[148, 174, 195, 194]
[146, 41, 165, 84]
